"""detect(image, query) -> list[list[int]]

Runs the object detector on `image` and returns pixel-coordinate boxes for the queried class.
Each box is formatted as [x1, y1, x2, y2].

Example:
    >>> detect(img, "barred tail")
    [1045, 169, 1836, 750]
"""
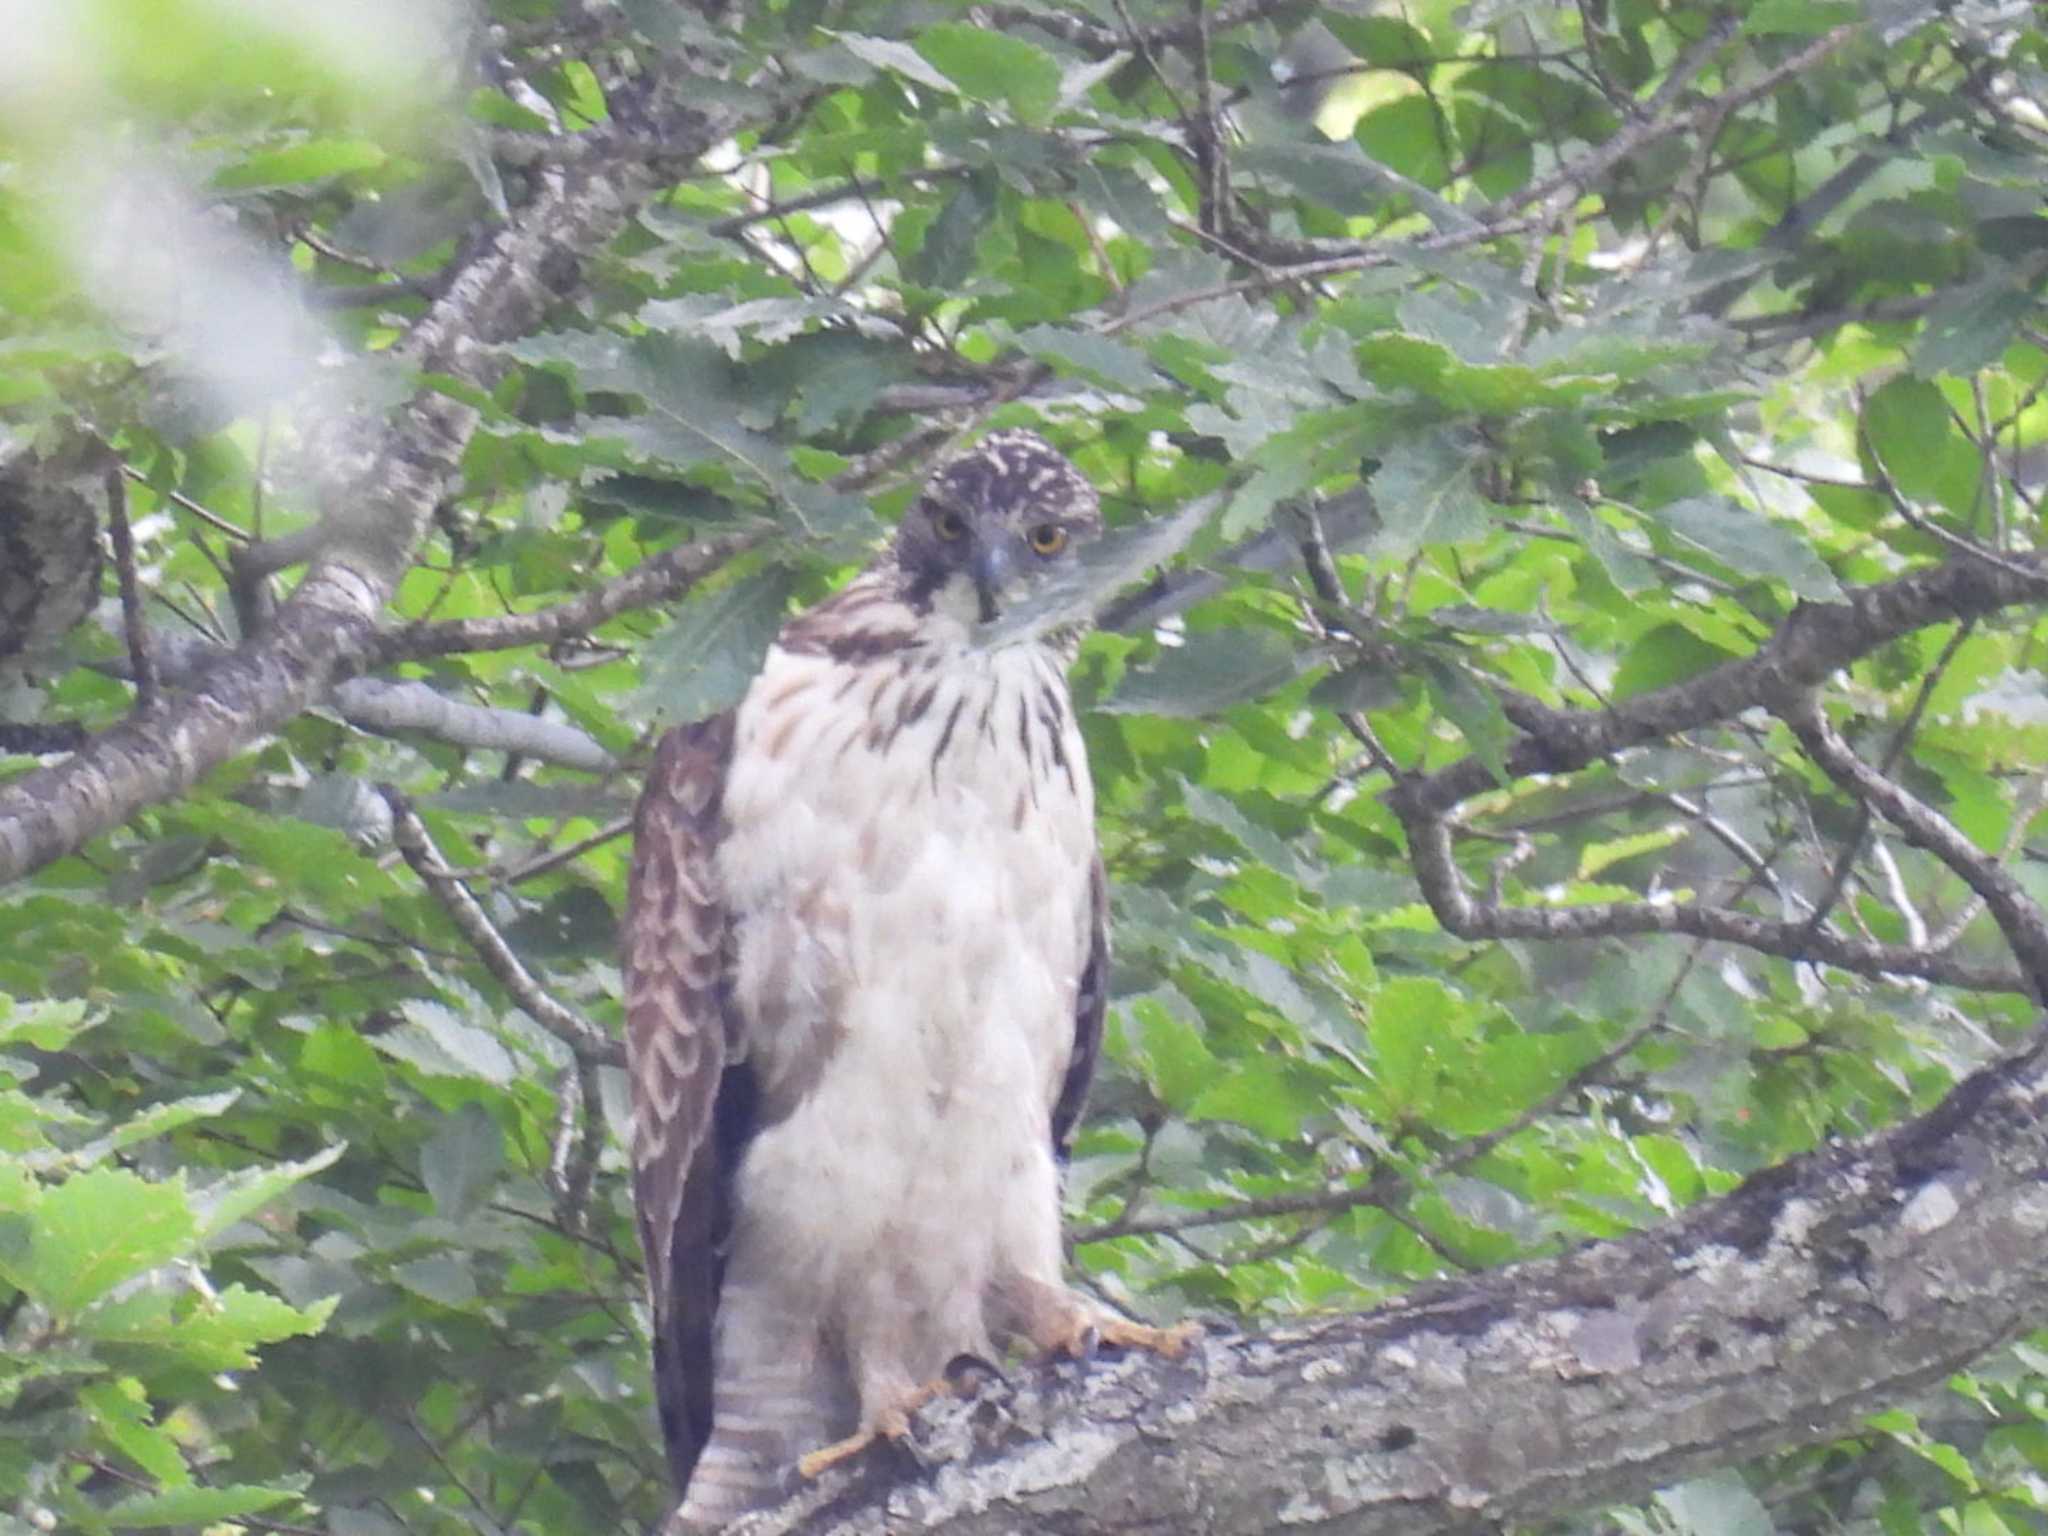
[669, 1288, 853, 1529]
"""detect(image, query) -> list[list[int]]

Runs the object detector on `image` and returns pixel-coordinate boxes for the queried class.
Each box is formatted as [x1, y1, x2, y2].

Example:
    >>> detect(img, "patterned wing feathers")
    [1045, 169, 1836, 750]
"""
[1050, 856, 1107, 1158]
[624, 715, 740, 1490]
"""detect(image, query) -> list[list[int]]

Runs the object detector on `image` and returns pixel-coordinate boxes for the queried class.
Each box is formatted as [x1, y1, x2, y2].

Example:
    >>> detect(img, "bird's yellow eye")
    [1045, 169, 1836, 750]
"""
[1028, 524, 1067, 556]
[933, 510, 967, 541]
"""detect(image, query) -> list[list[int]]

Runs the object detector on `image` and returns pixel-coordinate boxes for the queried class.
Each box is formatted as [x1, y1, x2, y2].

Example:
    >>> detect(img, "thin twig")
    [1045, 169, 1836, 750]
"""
[102, 467, 158, 710]
[381, 787, 624, 1067]
[119, 465, 250, 542]
[1779, 694, 2048, 1001]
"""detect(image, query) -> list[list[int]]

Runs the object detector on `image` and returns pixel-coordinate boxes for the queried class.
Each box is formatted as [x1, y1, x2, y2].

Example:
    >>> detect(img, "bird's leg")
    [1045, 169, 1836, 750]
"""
[794, 1377, 952, 1481]
[1008, 1278, 1200, 1363]
[1086, 1311, 1203, 1358]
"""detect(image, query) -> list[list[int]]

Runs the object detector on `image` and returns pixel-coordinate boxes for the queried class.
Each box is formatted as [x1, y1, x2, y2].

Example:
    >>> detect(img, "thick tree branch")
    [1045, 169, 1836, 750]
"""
[731, 1032, 2048, 1536]
[0, 108, 748, 887]
[1391, 553, 2048, 822]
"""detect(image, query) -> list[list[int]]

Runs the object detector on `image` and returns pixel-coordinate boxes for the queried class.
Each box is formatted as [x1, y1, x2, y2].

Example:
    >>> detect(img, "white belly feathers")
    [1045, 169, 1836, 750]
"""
[712, 635, 1095, 1345]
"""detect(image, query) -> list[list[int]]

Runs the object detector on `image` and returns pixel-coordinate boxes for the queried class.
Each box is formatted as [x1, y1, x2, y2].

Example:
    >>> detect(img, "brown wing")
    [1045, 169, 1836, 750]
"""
[622, 714, 754, 1493]
[1049, 855, 1107, 1159]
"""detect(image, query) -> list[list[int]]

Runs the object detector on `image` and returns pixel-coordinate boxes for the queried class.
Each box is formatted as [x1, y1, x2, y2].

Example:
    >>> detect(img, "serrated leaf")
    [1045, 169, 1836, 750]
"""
[73, 1090, 240, 1163]
[190, 1144, 346, 1240]
[1219, 453, 1321, 541]
[1368, 434, 1492, 553]
[616, 335, 795, 499]
[914, 25, 1063, 122]
[1101, 629, 1307, 717]
[81, 1379, 188, 1487]
[1181, 781, 1302, 878]
[0, 1167, 198, 1318]
[1613, 623, 1738, 698]
[1422, 655, 1513, 785]
[421, 1104, 502, 1220]
[393, 1256, 477, 1306]
[376, 1000, 518, 1085]
[1641, 496, 1841, 600]
[511, 330, 805, 515]
[1072, 161, 1170, 241]
[1862, 374, 1982, 516]
[1016, 326, 1156, 392]
[1187, 392, 1291, 460]
[80, 1284, 335, 1369]
[1369, 976, 1465, 1115]
[908, 172, 997, 289]
[829, 31, 959, 94]
[1911, 278, 2035, 378]
[1309, 663, 1405, 715]
[639, 564, 797, 725]
[102, 1483, 299, 1529]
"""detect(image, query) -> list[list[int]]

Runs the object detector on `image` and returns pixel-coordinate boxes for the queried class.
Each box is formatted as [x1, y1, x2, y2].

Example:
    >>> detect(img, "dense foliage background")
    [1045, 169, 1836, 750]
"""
[3, 1, 2047, 1533]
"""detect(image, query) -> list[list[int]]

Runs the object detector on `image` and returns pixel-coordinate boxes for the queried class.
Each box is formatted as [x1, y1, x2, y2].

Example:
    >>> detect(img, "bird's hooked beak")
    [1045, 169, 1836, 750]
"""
[969, 539, 1016, 623]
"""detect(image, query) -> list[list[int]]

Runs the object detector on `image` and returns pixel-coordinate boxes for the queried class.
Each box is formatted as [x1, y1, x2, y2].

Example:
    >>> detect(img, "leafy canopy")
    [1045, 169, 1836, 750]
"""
[2, 1, 2048, 1533]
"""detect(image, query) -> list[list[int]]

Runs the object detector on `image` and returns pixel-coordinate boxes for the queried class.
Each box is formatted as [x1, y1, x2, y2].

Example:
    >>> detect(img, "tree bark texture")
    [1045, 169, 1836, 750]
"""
[0, 145, 703, 886]
[728, 1033, 2048, 1536]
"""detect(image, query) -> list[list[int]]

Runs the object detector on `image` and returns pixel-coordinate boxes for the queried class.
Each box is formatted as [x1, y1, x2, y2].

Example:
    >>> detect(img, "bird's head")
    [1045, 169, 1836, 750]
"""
[895, 430, 1102, 636]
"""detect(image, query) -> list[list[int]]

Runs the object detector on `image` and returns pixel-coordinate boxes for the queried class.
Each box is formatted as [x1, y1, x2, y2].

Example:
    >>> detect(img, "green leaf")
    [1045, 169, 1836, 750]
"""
[1354, 93, 1452, 191]
[1862, 375, 1984, 518]
[1368, 434, 1492, 554]
[1911, 279, 2036, 378]
[102, 1483, 300, 1529]
[908, 171, 997, 289]
[0, 995, 92, 1051]
[1640, 496, 1842, 600]
[421, 1103, 503, 1220]
[1743, 0, 1862, 34]
[639, 564, 797, 725]
[212, 138, 386, 192]
[1613, 623, 1740, 698]
[81, 1379, 189, 1488]
[1368, 977, 1467, 1116]
[1127, 990, 1214, 1109]
[1100, 630, 1308, 718]
[1190, 1062, 1311, 1141]
[512, 330, 805, 514]
[830, 31, 959, 95]
[1578, 827, 1686, 879]
[1072, 161, 1170, 241]
[394, 1256, 478, 1306]
[914, 25, 1063, 122]
[1656, 1470, 1774, 1536]
[80, 1090, 240, 1160]
[1421, 656, 1514, 785]
[1016, 326, 1157, 393]
[1220, 452, 1320, 541]
[190, 1144, 347, 1240]
[375, 1000, 519, 1085]
[0, 1167, 198, 1318]
[80, 1284, 335, 1369]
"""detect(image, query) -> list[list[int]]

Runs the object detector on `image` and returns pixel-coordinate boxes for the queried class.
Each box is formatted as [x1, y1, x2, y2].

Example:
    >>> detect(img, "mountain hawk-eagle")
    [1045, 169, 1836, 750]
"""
[623, 430, 1187, 1528]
